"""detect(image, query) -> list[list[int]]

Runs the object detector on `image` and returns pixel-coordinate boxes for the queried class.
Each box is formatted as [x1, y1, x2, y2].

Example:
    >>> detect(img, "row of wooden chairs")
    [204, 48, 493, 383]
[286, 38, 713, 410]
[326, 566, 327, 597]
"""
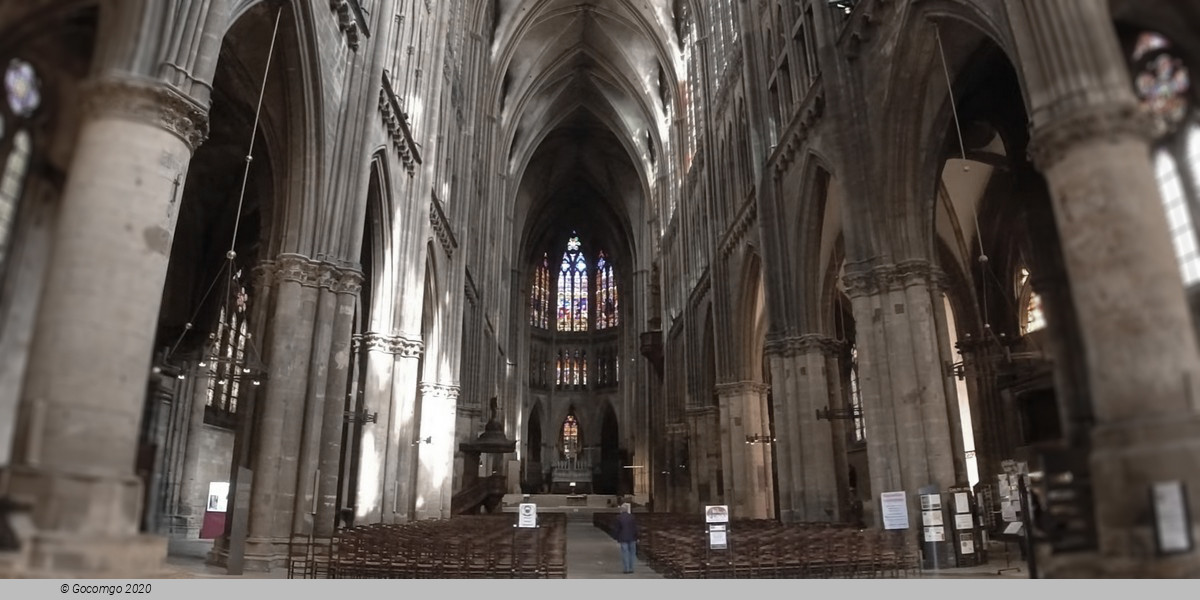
[594, 513, 920, 578]
[288, 513, 567, 579]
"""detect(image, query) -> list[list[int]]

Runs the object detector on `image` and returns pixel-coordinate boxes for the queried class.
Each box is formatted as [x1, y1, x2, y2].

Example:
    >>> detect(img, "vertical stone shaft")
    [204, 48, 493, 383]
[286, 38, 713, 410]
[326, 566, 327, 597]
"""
[245, 255, 318, 568]
[291, 269, 339, 536]
[1008, 0, 1200, 577]
[354, 334, 395, 523]
[2, 77, 205, 574]
[715, 381, 773, 518]
[847, 264, 958, 525]
[315, 272, 361, 536]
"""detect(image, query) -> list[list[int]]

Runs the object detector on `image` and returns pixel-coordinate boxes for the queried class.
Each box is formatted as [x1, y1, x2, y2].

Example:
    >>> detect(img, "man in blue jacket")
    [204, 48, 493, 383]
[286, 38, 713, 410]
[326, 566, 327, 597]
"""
[614, 502, 638, 574]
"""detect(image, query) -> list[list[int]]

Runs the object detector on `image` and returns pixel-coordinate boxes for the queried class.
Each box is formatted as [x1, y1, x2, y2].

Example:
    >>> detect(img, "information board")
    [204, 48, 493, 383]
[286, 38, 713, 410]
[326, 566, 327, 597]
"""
[880, 491, 909, 530]
[518, 503, 538, 528]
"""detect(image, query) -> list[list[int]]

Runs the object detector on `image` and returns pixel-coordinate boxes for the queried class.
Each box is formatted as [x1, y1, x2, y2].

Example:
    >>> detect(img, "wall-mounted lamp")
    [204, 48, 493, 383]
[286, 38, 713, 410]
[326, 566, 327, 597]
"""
[412, 436, 432, 446]
[745, 434, 775, 445]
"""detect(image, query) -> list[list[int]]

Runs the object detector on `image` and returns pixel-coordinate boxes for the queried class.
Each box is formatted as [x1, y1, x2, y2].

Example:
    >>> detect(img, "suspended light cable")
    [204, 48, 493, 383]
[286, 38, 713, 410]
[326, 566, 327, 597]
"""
[160, 8, 282, 381]
[934, 22, 991, 332]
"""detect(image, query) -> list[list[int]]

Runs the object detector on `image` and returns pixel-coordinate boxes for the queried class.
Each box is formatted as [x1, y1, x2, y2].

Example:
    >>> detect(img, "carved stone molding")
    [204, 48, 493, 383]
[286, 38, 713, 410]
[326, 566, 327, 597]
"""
[419, 382, 460, 404]
[380, 71, 421, 176]
[332, 269, 364, 295]
[764, 334, 842, 358]
[359, 332, 424, 357]
[718, 195, 758, 260]
[395, 337, 423, 358]
[316, 263, 340, 290]
[715, 381, 771, 397]
[275, 254, 323, 287]
[464, 271, 479, 308]
[360, 332, 395, 353]
[842, 260, 940, 298]
[329, 0, 364, 51]
[251, 260, 276, 293]
[81, 77, 209, 151]
[430, 195, 458, 259]
[1028, 102, 1153, 172]
[772, 90, 825, 176]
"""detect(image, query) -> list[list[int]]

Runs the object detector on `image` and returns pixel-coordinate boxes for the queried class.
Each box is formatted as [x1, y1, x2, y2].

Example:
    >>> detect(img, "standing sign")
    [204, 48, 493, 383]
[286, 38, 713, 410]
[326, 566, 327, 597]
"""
[518, 503, 538, 528]
[880, 491, 910, 530]
[705, 505, 730, 523]
[1152, 481, 1192, 554]
[705, 505, 730, 550]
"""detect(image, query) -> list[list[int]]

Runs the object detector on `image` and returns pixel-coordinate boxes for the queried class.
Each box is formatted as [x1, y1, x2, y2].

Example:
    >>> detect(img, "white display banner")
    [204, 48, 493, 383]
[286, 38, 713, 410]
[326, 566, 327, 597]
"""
[518, 503, 538, 528]
[880, 491, 909, 530]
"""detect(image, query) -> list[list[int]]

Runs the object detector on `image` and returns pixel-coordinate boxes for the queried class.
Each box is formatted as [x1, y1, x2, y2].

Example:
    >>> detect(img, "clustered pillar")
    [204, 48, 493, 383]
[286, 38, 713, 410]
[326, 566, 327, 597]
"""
[0, 77, 206, 576]
[766, 335, 842, 523]
[844, 261, 960, 527]
[714, 381, 774, 519]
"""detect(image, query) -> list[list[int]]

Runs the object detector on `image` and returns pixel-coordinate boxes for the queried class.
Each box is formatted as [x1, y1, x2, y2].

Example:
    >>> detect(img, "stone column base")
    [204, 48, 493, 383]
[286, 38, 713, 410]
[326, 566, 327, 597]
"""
[0, 531, 166, 578]
[205, 536, 289, 573]
[1041, 551, 1200, 578]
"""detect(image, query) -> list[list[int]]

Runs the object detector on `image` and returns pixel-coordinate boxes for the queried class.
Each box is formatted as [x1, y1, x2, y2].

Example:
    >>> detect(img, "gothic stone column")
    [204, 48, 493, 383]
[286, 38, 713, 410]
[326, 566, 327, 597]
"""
[715, 381, 773, 519]
[315, 269, 361, 537]
[766, 335, 842, 523]
[0, 77, 206, 576]
[290, 263, 343, 537]
[383, 336, 422, 522]
[414, 382, 459, 520]
[243, 255, 321, 571]
[353, 333, 397, 523]
[1010, 0, 1200, 577]
[844, 262, 959, 528]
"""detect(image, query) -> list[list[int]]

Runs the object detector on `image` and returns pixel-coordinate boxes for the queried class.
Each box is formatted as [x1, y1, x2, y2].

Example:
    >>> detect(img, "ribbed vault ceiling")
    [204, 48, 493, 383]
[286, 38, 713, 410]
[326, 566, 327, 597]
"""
[494, 0, 678, 264]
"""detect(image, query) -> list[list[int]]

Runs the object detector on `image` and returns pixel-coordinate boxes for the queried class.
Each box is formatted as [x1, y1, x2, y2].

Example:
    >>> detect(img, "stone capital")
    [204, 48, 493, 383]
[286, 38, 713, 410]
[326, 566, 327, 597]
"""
[715, 381, 771, 397]
[843, 261, 938, 297]
[332, 269, 364, 295]
[251, 260, 276, 292]
[394, 335, 424, 358]
[419, 382, 460, 403]
[764, 333, 842, 358]
[359, 332, 424, 357]
[275, 254, 323, 287]
[81, 77, 208, 151]
[1028, 102, 1152, 172]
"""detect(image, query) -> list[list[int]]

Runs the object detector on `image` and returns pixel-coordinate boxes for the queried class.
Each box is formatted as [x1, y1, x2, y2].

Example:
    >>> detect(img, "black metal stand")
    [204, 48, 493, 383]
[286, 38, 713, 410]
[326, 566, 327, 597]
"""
[512, 523, 542, 578]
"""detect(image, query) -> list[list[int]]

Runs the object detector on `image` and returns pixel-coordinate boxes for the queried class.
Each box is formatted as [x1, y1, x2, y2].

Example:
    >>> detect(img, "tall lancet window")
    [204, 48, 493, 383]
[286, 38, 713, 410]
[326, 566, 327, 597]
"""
[595, 251, 619, 329]
[0, 58, 41, 278]
[557, 234, 589, 332]
[561, 413, 580, 459]
[205, 271, 251, 426]
[530, 253, 550, 329]
[1127, 31, 1200, 285]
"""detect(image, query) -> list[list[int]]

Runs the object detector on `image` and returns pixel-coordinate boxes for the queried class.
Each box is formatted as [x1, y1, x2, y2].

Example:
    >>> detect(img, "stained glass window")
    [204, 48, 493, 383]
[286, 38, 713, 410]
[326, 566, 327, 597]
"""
[4, 59, 40, 118]
[204, 271, 253, 426]
[561, 414, 580, 459]
[1132, 32, 1189, 137]
[1017, 267, 1048, 334]
[530, 254, 550, 328]
[0, 131, 30, 270]
[849, 345, 866, 442]
[1155, 153, 1200, 285]
[1127, 32, 1200, 289]
[0, 58, 39, 281]
[556, 234, 589, 332]
[595, 251, 619, 329]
